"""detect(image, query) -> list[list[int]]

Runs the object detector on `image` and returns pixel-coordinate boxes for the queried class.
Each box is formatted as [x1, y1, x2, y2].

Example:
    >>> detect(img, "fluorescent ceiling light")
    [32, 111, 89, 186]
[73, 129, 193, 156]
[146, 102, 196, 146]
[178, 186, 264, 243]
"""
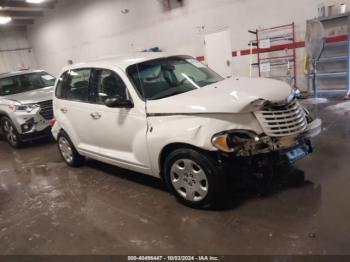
[26, 0, 46, 4]
[0, 16, 12, 25]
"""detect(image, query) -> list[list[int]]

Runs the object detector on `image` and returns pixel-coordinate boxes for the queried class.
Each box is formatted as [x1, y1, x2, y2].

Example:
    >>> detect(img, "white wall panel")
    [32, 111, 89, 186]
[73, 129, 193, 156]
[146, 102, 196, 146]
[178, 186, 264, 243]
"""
[28, 0, 350, 91]
[0, 29, 37, 74]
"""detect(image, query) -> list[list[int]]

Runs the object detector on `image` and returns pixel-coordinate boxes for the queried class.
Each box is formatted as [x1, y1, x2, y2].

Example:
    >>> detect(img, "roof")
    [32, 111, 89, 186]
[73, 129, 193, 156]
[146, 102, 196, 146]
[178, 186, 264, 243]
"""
[0, 70, 45, 79]
[62, 52, 188, 72]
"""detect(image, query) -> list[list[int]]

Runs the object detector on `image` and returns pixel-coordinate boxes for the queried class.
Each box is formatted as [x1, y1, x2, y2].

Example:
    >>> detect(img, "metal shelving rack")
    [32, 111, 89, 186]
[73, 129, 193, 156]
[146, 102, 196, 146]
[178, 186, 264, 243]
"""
[249, 23, 298, 90]
[307, 12, 350, 96]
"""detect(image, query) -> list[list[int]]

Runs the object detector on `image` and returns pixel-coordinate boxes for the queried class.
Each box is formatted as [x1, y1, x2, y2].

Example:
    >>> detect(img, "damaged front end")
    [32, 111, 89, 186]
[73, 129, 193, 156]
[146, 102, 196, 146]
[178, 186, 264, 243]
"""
[212, 98, 322, 161]
[7, 101, 53, 141]
[211, 98, 322, 193]
[212, 118, 320, 161]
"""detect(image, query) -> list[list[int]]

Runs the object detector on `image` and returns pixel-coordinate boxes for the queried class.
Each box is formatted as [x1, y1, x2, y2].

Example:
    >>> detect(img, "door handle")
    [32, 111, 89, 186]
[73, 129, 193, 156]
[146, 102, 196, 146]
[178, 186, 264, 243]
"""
[90, 112, 102, 120]
[60, 108, 68, 114]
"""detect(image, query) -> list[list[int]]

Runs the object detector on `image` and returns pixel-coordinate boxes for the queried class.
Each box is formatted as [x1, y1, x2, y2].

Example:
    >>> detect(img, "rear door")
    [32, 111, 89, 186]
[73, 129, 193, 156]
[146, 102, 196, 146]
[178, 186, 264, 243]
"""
[54, 68, 101, 156]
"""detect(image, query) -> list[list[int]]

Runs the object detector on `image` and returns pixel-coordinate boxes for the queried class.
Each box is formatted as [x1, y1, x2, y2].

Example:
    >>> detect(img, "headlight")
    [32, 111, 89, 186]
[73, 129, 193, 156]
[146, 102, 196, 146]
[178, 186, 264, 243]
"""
[10, 104, 40, 113]
[212, 130, 260, 153]
[212, 133, 233, 153]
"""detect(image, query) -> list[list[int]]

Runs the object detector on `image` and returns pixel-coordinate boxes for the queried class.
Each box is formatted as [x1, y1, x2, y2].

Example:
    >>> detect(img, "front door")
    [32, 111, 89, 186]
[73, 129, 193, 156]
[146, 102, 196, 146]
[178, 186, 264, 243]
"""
[89, 68, 151, 174]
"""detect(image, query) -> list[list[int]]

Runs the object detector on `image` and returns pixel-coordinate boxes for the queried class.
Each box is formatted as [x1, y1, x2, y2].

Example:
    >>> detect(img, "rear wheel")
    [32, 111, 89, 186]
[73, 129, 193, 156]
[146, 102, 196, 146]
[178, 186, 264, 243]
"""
[1, 117, 22, 148]
[164, 148, 227, 209]
[57, 132, 85, 167]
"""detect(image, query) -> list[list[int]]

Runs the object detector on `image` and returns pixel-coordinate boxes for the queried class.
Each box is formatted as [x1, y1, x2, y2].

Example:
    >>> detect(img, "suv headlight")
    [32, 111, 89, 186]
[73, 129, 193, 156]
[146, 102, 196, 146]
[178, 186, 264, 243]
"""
[10, 103, 40, 113]
[212, 130, 260, 153]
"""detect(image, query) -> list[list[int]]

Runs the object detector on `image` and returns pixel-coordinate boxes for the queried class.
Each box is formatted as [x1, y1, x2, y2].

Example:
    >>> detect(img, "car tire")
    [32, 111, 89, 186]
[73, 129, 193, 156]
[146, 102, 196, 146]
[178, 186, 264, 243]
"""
[1, 117, 22, 148]
[164, 148, 227, 209]
[57, 131, 85, 167]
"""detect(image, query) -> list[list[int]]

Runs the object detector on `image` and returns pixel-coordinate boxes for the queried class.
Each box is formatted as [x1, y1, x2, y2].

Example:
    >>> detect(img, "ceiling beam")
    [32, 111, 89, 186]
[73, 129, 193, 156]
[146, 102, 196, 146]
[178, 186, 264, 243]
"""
[3, 1, 55, 9]
[0, 10, 44, 18]
[11, 19, 34, 25]
[0, 24, 26, 30]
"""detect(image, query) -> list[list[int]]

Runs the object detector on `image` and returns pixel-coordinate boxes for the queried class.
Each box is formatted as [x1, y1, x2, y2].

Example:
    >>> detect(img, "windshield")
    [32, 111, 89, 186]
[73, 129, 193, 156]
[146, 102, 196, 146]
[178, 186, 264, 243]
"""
[0, 72, 56, 96]
[127, 56, 224, 100]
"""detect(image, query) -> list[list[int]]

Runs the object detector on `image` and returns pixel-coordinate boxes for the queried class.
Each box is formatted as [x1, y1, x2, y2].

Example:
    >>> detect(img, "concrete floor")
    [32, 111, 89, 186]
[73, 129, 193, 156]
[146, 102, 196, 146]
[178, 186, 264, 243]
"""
[0, 99, 349, 255]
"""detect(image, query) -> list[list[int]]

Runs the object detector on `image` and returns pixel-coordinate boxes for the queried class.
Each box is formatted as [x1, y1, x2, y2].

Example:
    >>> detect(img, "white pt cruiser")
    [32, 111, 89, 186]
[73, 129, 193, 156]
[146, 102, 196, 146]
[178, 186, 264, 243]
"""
[51, 53, 322, 208]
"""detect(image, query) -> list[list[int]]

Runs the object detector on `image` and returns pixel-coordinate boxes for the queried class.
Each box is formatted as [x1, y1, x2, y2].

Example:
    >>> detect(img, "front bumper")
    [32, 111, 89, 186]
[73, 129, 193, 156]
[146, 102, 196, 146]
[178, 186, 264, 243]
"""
[230, 118, 322, 158]
[19, 126, 52, 142]
[12, 108, 52, 137]
[216, 119, 321, 191]
[302, 118, 322, 139]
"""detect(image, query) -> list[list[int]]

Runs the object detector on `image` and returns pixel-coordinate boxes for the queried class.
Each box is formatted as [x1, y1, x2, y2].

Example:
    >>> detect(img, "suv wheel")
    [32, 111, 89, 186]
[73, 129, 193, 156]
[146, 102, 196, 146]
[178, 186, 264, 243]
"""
[164, 148, 227, 209]
[1, 117, 22, 148]
[57, 132, 85, 167]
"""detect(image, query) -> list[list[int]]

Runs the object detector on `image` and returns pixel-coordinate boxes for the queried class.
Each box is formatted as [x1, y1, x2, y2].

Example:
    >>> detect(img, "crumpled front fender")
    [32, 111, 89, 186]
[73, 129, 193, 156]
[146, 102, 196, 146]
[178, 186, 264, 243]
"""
[146, 113, 264, 175]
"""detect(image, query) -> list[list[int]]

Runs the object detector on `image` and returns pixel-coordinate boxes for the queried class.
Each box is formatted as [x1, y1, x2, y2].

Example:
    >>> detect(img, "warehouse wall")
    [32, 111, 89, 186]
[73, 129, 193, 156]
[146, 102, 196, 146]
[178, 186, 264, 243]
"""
[0, 29, 37, 74]
[28, 0, 349, 91]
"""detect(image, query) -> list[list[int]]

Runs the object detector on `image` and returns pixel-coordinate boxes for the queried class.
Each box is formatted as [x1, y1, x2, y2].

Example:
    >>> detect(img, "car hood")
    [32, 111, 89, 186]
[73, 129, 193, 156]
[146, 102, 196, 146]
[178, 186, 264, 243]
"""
[146, 77, 294, 115]
[3, 86, 54, 104]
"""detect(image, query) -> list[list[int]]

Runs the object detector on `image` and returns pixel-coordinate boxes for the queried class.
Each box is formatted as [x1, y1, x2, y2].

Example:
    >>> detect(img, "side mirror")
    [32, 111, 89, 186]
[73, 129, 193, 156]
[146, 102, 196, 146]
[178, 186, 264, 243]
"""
[105, 97, 133, 108]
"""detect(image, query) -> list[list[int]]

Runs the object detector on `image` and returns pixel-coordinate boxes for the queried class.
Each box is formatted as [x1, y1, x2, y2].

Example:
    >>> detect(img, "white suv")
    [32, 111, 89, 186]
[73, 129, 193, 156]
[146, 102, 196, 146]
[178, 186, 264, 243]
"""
[0, 70, 56, 148]
[51, 53, 322, 208]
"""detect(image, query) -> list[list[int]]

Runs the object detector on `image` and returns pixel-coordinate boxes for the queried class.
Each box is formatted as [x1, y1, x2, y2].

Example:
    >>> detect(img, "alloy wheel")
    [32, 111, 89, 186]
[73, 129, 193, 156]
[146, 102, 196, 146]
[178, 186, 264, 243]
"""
[58, 137, 74, 163]
[2, 119, 18, 146]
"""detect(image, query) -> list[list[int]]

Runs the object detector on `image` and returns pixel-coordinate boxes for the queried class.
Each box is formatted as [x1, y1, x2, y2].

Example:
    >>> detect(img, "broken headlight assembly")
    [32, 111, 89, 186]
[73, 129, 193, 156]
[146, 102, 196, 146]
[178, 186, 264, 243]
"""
[9, 103, 40, 113]
[211, 130, 261, 153]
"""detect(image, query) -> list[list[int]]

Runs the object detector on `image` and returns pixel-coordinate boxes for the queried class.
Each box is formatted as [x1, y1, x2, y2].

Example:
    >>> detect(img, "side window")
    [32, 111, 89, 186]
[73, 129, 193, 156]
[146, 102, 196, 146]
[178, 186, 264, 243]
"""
[55, 72, 68, 99]
[0, 77, 19, 96]
[95, 69, 128, 105]
[57, 69, 92, 102]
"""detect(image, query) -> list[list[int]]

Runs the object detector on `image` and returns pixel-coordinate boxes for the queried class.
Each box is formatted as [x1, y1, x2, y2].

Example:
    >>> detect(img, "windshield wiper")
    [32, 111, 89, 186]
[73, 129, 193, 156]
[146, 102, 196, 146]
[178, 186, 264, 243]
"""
[201, 80, 221, 86]
[154, 90, 187, 100]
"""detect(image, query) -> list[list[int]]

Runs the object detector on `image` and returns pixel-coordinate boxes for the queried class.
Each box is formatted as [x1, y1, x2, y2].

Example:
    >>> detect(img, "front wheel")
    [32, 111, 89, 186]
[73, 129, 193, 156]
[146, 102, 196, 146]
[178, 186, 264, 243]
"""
[57, 132, 85, 167]
[164, 148, 227, 209]
[1, 117, 22, 148]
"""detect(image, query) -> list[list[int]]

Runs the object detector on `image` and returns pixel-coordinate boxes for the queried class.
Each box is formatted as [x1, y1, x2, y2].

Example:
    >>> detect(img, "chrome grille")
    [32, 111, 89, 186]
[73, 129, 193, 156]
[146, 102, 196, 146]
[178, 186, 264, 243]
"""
[254, 99, 307, 137]
[38, 100, 54, 121]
